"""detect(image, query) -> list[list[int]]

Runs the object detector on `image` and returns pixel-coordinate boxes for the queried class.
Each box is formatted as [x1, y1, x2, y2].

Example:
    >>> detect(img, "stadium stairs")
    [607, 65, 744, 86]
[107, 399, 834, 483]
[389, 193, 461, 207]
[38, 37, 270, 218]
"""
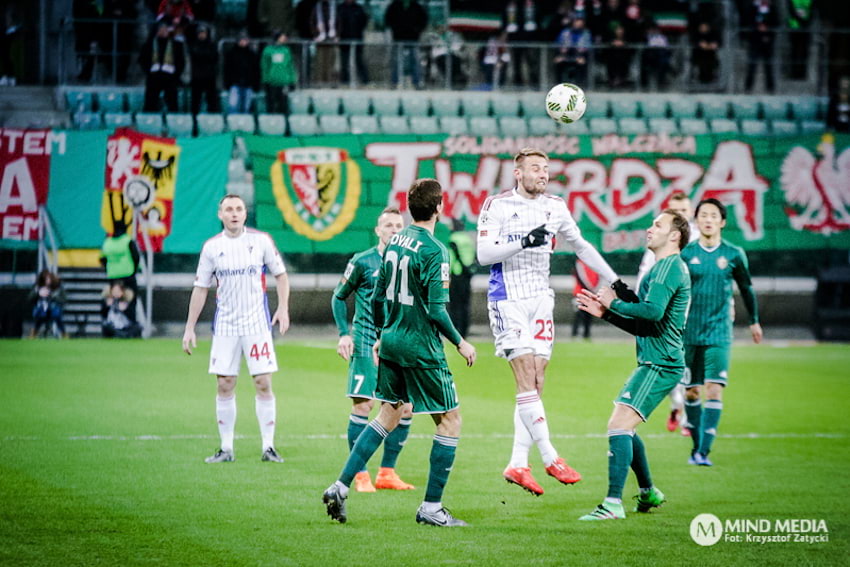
[60, 267, 108, 337]
[0, 86, 69, 129]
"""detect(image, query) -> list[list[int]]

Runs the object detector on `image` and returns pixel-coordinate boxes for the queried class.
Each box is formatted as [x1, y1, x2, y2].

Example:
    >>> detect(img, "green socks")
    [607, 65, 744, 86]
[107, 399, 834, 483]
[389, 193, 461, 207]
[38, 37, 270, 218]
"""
[699, 399, 723, 456]
[684, 398, 702, 452]
[630, 433, 652, 489]
[381, 417, 411, 468]
[607, 431, 634, 500]
[340, 421, 387, 487]
[425, 435, 458, 503]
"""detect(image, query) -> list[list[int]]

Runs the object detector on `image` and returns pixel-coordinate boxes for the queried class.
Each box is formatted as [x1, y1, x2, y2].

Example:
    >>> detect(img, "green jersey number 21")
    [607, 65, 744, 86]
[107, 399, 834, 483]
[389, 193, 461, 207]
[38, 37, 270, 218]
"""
[384, 250, 414, 306]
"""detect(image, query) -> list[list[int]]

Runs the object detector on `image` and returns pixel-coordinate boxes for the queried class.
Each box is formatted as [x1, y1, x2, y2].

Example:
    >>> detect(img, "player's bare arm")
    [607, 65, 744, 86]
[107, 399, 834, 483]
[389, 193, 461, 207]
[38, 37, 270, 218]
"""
[271, 272, 290, 335]
[182, 286, 209, 355]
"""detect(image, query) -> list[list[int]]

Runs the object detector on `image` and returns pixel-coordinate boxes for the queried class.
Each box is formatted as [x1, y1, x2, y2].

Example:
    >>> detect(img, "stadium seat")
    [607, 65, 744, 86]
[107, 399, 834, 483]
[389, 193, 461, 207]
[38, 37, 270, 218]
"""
[196, 113, 225, 135]
[520, 93, 548, 118]
[410, 116, 439, 135]
[648, 118, 678, 134]
[609, 97, 640, 118]
[640, 98, 669, 118]
[400, 94, 431, 117]
[760, 98, 790, 121]
[378, 116, 410, 135]
[350, 115, 379, 134]
[740, 119, 769, 136]
[491, 96, 521, 118]
[257, 114, 286, 136]
[589, 118, 618, 135]
[562, 119, 589, 135]
[527, 116, 559, 135]
[73, 111, 102, 130]
[371, 92, 401, 116]
[709, 118, 739, 134]
[679, 118, 709, 135]
[770, 120, 798, 135]
[699, 98, 731, 119]
[461, 94, 491, 117]
[431, 95, 461, 117]
[800, 119, 826, 134]
[618, 118, 648, 135]
[97, 91, 124, 113]
[438, 116, 468, 135]
[789, 97, 819, 120]
[341, 91, 371, 115]
[468, 116, 499, 136]
[729, 97, 761, 120]
[287, 92, 311, 114]
[226, 113, 256, 134]
[312, 92, 341, 115]
[668, 97, 699, 119]
[318, 114, 349, 134]
[166, 113, 194, 137]
[498, 116, 528, 137]
[103, 112, 133, 129]
[126, 90, 145, 113]
[287, 114, 319, 136]
[135, 113, 164, 136]
[64, 90, 94, 112]
[583, 96, 611, 119]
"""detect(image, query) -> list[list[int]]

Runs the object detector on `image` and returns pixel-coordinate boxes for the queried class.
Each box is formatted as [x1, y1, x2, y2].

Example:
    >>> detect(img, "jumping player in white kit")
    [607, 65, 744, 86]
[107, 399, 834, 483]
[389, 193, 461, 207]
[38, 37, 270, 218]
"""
[477, 147, 636, 495]
[182, 194, 291, 463]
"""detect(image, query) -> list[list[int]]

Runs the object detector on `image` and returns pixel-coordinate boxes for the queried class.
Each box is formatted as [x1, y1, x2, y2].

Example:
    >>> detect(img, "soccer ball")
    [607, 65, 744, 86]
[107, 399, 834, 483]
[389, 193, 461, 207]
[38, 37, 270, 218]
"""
[545, 83, 587, 124]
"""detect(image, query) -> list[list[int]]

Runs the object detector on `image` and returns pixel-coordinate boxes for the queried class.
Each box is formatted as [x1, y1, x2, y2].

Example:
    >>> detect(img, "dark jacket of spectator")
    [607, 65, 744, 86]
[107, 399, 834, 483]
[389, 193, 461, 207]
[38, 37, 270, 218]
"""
[385, 0, 428, 41]
[190, 28, 218, 82]
[338, 0, 368, 40]
[157, 0, 195, 26]
[224, 41, 260, 89]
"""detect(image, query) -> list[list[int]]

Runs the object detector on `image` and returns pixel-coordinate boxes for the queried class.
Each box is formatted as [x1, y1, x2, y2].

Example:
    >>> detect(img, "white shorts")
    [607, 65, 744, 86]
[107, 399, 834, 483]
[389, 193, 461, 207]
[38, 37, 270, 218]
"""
[209, 331, 278, 377]
[487, 290, 555, 361]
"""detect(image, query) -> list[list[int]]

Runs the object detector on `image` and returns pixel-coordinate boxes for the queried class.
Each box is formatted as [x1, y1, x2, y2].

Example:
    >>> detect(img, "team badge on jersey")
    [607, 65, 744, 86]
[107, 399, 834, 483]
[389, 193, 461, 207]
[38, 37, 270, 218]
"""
[716, 256, 728, 270]
[441, 263, 450, 286]
[270, 147, 362, 241]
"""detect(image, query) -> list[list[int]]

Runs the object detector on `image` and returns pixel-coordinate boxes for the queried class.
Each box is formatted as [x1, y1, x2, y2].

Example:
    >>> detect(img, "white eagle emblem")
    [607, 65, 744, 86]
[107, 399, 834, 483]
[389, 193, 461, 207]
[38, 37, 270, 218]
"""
[779, 134, 850, 234]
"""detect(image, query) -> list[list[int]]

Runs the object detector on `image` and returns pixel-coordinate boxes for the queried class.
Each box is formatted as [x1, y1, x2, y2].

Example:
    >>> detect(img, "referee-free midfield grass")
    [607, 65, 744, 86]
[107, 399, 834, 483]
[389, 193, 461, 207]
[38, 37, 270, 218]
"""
[1, 338, 848, 566]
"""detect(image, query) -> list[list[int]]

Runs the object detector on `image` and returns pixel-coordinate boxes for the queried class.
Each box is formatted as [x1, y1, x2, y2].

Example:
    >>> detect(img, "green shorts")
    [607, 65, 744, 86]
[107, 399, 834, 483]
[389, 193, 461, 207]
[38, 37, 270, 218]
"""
[376, 358, 458, 414]
[682, 344, 730, 388]
[615, 364, 685, 421]
[347, 356, 377, 399]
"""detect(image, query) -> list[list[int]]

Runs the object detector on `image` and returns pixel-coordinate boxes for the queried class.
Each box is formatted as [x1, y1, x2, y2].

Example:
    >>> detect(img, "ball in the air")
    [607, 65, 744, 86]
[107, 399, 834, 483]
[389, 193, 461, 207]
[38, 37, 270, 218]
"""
[545, 83, 587, 124]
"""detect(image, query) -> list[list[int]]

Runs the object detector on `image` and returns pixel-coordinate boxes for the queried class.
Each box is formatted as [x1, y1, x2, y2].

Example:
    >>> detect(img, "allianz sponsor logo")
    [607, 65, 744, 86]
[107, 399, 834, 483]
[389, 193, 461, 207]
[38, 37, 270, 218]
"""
[691, 513, 829, 546]
[218, 265, 261, 277]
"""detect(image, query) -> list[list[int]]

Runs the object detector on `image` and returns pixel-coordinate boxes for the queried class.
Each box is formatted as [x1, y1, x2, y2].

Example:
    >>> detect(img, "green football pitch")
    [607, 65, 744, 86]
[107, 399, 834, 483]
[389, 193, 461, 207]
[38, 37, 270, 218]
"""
[1, 338, 848, 566]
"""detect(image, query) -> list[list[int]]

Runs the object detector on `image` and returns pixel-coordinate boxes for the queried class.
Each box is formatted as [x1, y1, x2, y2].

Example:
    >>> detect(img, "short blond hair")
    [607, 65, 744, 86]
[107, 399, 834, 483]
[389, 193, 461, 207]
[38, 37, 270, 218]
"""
[514, 147, 548, 168]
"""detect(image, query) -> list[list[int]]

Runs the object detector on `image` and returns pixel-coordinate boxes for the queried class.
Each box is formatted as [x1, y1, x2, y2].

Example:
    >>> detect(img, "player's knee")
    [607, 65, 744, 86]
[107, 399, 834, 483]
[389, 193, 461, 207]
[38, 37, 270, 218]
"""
[352, 398, 374, 415]
[437, 410, 462, 437]
[685, 386, 700, 401]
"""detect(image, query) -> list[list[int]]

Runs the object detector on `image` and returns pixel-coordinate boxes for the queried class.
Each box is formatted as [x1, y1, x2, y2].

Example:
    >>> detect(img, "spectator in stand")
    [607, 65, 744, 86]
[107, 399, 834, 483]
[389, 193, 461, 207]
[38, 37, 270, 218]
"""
[28, 270, 67, 339]
[100, 219, 140, 297]
[827, 76, 850, 133]
[101, 282, 142, 338]
[425, 26, 467, 89]
[554, 17, 591, 84]
[691, 20, 719, 84]
[584, 0, 607, 43]
[139, 22, 185, 112]
[544, 0, 575, 42]
[640, 22, 671, 90]
[501, 0, 541, 87]
[189, 24, 220, 115]
[311, 0, 338, 86]
[224, 32, 260, 114]
[157, 0, 194, 28]
[294, 0, 318, 84]
[480, 32, 510, 90]
[786, 0, 812, 80]
[622, 0, 647, 43]
[742, 0, 778, 93]
[385, 0, 428, 89]
[261, 31, 297, 114]
[606, 23, 631, 88]
[258, 0, 294, 37]
[601, 0, 626, 42]
[338, 0, 369, 86]
[73, 0, 104, 82]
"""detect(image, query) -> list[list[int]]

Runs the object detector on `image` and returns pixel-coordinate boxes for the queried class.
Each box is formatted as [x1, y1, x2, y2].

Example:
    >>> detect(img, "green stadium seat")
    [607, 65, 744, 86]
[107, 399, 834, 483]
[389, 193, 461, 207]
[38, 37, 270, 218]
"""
[378, 116, 410, 135]
[318, 114, 349, 134]
[438, 116, 468, 135]
[789, 97, 819, 120]
[64, 90, 94, 112]
[226, 113, 256, 133]
[371, 93, 401, 116]
[287, 114, 319, 136]
[498, 116, 528, 137]
[669, 98, 699, 118]
[770, 120, 798, 135]
[648, 118, 678, 134]
[461, 94, 491, 117]
[520, 93, 548, 118]
[126, 90, 145, 113]
[431, 95, 461, 117]
[589, 118, 618, 135]
[640, 98, 669, 118]
[287, 92, 311, 114]
[800, 119, 826, 134]
[679, 118, 709, 135]
[491, 96, 521, 118]
[196, 113, 225, 135]
[103, 112, 133, 129]
[583, 96, 611, 119]
[257, 114, 286, 136]
[341, 92, 371, 115]
[410, 116, 439, 135]
[740, 119, 768, 136]
[728, 97, 760, 120]
[97, 91, 124, 113]
[527, 116, 559, 135]
[74, 111, 102, 130]
[618, 117, 648, 135]
[350, 115, 379, 134]
[760, 98, 789, 120]
[469, 116, 499, 136]
[699, 98, 731, 119]
[400, 94, 431, 117]
[562, 119, 589, 135]
[166, 113, 194, 137]
[709, 118, 738, 134]
[312, 92, 341, 115]
[609, 97, 640, 118]
[135, 113, 164, 136]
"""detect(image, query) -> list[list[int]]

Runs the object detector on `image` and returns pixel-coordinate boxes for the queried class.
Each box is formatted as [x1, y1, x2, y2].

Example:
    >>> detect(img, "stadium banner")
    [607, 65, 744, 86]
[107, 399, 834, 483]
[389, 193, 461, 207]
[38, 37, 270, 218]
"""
[244, 132, 850, 256]
[35, 130, 231, 253]
[0, 128, 55, 240]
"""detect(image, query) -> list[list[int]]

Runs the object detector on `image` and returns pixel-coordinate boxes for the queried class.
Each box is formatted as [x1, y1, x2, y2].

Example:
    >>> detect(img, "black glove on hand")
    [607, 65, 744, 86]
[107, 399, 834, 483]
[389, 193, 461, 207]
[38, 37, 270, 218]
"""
[611, 279, 640, 303]
[521, 224, 549, 249]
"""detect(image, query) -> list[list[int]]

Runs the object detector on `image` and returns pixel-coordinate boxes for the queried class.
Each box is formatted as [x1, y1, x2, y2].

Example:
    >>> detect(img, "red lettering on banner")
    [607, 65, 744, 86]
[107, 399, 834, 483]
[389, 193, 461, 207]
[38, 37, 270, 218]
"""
[0, 129, 51, 241]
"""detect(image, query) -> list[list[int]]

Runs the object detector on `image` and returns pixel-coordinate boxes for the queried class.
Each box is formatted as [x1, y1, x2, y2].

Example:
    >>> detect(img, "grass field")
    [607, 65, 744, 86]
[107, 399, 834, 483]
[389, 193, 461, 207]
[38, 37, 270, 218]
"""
[1, 338, 848, 566]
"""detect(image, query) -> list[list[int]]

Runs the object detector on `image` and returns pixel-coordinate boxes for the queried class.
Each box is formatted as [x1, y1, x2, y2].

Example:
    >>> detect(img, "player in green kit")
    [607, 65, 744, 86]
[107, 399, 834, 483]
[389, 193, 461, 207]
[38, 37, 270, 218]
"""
[332, 207, 416, 492]
[323, 179, 477, 527]
[681, 198, 763, 467]
[575, 209, 691, 520]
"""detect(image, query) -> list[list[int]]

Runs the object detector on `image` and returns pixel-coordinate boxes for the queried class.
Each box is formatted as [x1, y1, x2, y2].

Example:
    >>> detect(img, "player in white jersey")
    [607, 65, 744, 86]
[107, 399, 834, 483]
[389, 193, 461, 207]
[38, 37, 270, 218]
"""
[182, 194, 290, 464]
[477, 147, 635, 495]
[635, 192, 697, 435]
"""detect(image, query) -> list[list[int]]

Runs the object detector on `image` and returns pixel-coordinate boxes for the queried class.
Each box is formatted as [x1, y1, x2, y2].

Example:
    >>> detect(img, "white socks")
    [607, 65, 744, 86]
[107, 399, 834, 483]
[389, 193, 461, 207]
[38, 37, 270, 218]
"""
[515, 390, 558, 467]
[255, 396, 277, 451]
[508, 404, 533, 468]
[216, 395, 236, 453]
